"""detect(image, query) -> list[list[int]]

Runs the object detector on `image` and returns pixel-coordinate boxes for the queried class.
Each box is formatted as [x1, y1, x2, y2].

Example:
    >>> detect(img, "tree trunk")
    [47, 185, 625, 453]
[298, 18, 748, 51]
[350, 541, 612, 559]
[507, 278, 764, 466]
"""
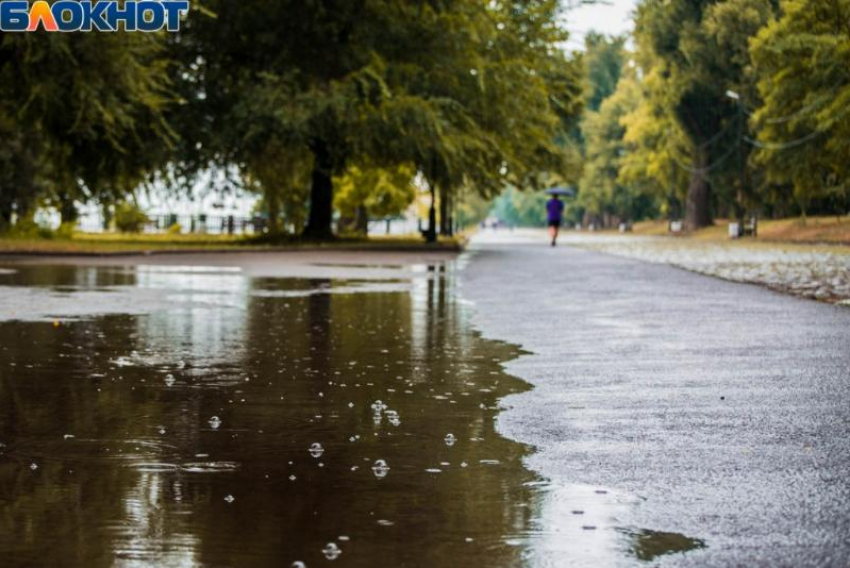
[439, 186, 453, 236]
[0, 205, 11, 232]
[59, 191, 78, 225]
[355, 205, 369, 235]
[266, 188, 281, 235]
[424, 181, 437, 243]
[101, 201, 114, 231]
[0, 188, 13, 232]
[302, 140, 335, 240]
[337, 214, 354, 233]
[685, 149, 713, 230]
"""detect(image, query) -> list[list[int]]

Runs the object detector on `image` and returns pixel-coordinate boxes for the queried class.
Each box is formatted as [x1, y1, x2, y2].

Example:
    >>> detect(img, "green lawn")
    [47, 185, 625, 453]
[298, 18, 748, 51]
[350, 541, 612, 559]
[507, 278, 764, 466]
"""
[0, 232, 464, 255]
[631, 216, 850, 247]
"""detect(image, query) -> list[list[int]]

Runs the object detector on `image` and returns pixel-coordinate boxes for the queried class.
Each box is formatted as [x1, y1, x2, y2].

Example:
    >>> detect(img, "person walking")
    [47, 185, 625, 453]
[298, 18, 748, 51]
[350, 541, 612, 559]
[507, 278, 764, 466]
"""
[546, 194, 564, 246]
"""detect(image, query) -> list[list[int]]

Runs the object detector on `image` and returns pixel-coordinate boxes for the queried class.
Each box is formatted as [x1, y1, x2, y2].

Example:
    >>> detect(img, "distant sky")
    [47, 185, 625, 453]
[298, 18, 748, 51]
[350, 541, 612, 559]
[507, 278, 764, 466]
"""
[560, 0, 640, 50]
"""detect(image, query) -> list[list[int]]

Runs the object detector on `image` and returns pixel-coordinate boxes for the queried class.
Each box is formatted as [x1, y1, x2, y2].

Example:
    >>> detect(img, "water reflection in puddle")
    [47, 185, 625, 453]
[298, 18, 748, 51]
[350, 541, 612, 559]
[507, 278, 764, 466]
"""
[0, 260, 703, 566]
[620, 529, 706, 562]
[514, 483, 704, 566]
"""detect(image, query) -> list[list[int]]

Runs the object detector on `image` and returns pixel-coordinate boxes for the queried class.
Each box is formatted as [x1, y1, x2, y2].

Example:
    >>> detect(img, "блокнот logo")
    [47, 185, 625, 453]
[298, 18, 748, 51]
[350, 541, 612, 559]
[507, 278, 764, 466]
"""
[0, 0, 189, 32]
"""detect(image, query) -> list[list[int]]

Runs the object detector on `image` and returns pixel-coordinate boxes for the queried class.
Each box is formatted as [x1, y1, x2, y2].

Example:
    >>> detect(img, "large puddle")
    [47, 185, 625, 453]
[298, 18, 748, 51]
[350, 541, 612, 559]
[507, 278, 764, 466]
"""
[0, 260, 702, 566]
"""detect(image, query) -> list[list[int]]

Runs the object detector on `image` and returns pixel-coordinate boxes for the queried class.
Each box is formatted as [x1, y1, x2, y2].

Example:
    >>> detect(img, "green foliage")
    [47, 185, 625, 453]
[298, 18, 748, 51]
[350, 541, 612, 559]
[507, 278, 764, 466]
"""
[617, 47, 689, 219]
[579, 71, 660, 224]
[114, 202, 149, 234]
[0, 31, 174, 229]
[566, 33, 629, 222]
[582, 33, 627, 114]
[23, 0, 848, 236]
[749, 0, 850, 214]
[0, 2, 585, 240]
[244, 144, 312, 236]
[490, 187, 549, 227]
[571, 0, 848, 224]
[456, 190, 493, 229]
[55, 222, 77, 240]
[174, 1, 583, 239]
[1, 217, 54, 239]
[334, 163, 415, 235]
[616, 0, 781, 227]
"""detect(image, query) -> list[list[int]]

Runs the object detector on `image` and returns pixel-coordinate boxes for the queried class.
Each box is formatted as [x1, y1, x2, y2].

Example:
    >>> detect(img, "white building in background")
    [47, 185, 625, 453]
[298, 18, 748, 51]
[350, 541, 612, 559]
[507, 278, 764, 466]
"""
[62, 167, 428, 236]
[74, 169, 259, 233]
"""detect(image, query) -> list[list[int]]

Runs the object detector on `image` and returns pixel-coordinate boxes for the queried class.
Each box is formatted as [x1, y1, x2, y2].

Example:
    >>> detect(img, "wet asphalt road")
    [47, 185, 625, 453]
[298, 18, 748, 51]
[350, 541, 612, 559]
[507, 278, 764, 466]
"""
[462, 231, 850, 567]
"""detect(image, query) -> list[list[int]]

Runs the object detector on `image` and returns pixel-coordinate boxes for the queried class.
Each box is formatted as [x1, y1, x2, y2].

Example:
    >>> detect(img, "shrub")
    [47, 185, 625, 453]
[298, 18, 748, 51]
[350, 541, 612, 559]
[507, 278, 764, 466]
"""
[114, 202, 149, 233]
[55, 222, 76, 239]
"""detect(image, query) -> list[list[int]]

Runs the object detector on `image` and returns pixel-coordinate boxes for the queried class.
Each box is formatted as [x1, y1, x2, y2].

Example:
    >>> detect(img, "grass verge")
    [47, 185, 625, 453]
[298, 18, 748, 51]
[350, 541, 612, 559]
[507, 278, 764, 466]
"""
[630, 216, 850, 246]
[0, 232, 465, 255]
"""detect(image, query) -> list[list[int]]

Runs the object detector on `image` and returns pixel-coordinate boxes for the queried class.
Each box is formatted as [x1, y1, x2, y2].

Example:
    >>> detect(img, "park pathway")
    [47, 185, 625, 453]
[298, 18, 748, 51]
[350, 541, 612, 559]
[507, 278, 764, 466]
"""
[462, 230, 850, 567]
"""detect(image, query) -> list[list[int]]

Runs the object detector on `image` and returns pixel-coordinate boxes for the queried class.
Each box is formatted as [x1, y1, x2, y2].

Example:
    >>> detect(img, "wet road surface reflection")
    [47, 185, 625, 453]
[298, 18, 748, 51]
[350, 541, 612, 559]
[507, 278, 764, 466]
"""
[0, 260, 702, 566]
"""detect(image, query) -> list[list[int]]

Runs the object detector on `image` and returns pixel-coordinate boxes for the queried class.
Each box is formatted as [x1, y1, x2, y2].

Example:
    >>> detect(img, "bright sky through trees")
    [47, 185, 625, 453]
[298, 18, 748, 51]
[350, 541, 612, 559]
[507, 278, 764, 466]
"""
[562, 0, 639, 49]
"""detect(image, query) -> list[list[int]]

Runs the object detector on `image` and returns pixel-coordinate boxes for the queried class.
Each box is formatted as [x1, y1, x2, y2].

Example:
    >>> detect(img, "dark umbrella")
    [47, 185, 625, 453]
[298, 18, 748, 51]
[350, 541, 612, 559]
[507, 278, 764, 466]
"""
[544, 186, 575, 197]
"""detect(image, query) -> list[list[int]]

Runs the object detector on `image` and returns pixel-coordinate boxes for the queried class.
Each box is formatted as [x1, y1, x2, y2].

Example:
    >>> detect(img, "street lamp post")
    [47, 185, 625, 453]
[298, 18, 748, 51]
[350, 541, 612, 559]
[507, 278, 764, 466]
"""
[726, 90, 745, 237]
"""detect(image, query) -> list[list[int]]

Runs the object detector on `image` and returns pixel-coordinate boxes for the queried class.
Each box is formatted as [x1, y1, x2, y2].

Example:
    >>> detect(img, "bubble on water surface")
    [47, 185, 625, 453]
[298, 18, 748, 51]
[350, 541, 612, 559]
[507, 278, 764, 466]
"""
[385, 410, 401, 427]
[372, 459, 390, 479]
[322, 542, 342, 560]
[425, 468, 442, 473]
[30, 463, 38, 470]
[444, 433, 457, 447]
[377, 519, 394, 526]
[224, 494, 235, 503]
[308, 442, 324, 458]
[291, 562, 306, 568]
[164, 374, 176, 387]
[208, 416, 222, 429]
[370, 400, 387, 413]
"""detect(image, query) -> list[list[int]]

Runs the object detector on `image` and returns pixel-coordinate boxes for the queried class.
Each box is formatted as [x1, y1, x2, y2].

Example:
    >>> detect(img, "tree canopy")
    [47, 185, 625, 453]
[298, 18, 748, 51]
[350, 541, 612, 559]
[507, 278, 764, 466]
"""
[0, 31, 173, 229]
[564, 0, 848, 230]
[749, 0, 850, 215]
[168, 0, 581, 240]
[2, 0, 847, 238]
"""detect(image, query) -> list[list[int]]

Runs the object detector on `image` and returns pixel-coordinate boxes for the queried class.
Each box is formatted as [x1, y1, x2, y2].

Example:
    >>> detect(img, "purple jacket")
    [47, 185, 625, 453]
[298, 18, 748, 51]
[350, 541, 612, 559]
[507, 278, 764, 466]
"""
[547, 198, 564, 222]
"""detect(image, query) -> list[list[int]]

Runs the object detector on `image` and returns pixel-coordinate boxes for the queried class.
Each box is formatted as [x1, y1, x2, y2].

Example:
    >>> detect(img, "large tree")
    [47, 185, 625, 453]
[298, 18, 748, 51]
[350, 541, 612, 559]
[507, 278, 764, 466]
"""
[0, 32, 173, 230]
[579, 69, 661, 227]
[173, 0, 581, 241]
[749, 0, 850, 216]
[630, 0, 774, 229]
